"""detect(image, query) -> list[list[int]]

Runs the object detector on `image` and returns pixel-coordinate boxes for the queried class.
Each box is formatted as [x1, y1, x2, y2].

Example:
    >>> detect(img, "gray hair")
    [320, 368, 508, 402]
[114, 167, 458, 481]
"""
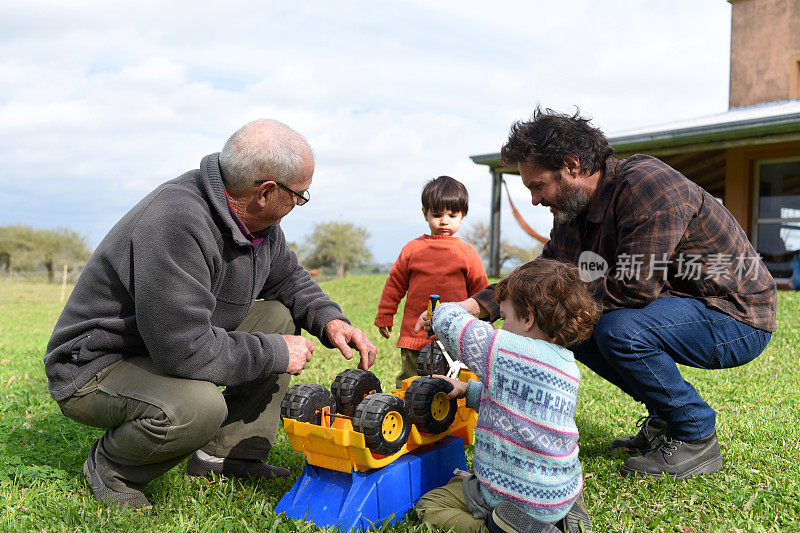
[219, 119, 313, 191]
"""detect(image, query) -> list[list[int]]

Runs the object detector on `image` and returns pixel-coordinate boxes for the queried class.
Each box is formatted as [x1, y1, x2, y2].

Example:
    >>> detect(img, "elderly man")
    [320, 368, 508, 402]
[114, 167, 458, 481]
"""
[418, 107, 776, 481]
[45, 119, 376, 508]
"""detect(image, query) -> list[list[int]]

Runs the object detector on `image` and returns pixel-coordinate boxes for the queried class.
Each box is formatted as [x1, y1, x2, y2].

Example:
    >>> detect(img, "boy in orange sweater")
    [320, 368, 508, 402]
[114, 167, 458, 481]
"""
[375, 175, 488, 388]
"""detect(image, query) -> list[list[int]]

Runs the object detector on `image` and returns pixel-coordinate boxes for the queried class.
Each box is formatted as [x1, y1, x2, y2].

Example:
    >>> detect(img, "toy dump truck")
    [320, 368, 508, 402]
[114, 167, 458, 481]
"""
[276, 296, 479, 531]
[279, 367, 478, 473]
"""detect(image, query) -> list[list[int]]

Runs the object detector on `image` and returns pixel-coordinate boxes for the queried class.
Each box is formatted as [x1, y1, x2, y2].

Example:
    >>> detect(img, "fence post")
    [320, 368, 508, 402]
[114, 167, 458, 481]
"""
[60, 263, 68, 303]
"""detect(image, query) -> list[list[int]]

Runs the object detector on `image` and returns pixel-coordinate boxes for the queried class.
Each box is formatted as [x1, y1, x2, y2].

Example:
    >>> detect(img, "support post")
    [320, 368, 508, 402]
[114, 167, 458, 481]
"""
[60, 263, 68, 303]
[488, 170, 502, 277]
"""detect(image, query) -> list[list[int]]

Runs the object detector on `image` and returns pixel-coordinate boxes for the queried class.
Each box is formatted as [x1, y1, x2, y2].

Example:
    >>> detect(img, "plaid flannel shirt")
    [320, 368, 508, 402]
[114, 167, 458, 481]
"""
[475, 155, 777, 332]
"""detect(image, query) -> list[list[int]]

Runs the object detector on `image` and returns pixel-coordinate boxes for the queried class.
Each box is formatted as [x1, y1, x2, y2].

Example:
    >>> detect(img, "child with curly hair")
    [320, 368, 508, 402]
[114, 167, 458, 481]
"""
[415, 259, 601, 533]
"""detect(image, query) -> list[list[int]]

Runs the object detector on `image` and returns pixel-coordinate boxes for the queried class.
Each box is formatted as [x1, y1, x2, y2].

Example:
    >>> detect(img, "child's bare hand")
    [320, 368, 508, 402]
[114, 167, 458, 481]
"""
[433, 375, 467, 399]
[413, 311, 438, 339]
[378, 326, 392, 339]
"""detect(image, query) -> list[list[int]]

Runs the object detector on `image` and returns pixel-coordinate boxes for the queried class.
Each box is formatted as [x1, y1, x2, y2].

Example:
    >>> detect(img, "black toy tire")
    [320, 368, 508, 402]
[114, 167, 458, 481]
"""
[280, 383, 337, 424]
[331, 368, 382, 417]
[417, 342, 449, 376]
[352, 393, 411, 456]
[404, 376, 458, 434]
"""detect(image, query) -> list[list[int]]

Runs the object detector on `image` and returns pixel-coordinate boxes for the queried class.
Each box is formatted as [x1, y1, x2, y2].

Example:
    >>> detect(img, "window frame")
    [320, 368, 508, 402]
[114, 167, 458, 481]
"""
[752, 155, 800, 280]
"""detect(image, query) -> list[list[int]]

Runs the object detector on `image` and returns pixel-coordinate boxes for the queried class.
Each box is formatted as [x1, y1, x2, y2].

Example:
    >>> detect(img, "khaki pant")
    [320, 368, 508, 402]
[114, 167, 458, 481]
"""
[416, 476, 490, 533]
[395, 348, 421, 389]
[58, 301, 294, 493]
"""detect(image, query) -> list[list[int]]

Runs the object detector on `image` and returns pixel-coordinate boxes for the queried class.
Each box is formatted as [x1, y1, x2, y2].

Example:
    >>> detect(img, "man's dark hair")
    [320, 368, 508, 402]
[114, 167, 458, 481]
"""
[500, 106, 613, 174]
[421, 175, 469, 215]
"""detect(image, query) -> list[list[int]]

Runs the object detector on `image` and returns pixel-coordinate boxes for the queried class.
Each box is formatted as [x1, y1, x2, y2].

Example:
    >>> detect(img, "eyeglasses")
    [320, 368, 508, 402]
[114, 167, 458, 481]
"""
[254, 180, 311, 206]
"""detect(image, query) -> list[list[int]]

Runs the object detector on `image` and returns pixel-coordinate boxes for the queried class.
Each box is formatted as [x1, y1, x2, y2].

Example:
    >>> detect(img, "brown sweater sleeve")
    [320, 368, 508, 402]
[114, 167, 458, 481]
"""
[472, 284, 500, 322]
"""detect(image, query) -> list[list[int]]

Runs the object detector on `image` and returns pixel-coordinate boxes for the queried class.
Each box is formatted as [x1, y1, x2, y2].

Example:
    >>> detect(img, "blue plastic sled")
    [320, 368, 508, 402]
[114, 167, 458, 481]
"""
[274, 435, 467, 531]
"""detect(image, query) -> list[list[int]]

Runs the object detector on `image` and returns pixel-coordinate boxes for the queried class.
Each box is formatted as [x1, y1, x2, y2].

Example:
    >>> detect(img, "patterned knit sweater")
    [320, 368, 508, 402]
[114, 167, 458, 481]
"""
[375, 235, 487, 350]
[432, 303, 583, 523]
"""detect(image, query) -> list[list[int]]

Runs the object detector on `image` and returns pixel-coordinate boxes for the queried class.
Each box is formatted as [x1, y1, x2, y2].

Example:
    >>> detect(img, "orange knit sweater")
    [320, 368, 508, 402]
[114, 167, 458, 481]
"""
[375, 235, 488, 350]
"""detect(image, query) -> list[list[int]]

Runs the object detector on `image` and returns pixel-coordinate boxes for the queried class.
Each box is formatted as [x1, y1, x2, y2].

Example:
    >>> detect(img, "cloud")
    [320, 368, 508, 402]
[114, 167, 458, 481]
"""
[0, 0, 732, 262]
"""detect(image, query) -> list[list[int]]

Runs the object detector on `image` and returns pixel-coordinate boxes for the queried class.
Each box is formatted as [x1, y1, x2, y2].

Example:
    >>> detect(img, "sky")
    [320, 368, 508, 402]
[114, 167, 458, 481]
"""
[0, 1, 733, 265]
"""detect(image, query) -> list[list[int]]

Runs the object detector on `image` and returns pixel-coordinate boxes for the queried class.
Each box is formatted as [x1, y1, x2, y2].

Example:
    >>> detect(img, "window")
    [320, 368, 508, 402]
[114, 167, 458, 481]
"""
[753, 157, 800, 280]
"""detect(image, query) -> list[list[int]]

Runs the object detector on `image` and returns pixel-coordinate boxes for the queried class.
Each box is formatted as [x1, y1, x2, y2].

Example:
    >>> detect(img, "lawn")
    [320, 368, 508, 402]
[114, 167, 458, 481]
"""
[1, 277, 799, 532]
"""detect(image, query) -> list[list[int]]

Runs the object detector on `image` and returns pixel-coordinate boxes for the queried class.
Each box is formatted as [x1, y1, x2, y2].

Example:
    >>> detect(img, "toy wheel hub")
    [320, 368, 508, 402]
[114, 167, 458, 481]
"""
[381, 411, 404, 441]
[431, 392, 451, 421]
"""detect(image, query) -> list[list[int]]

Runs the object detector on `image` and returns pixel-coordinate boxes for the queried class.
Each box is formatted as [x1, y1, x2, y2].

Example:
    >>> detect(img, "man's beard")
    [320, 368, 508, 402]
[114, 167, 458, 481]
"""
[551, 179, 590, 224]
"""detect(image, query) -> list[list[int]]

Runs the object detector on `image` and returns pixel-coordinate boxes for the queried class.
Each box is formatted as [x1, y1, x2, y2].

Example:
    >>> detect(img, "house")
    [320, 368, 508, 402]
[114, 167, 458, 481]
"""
[471, 0, 800, 284]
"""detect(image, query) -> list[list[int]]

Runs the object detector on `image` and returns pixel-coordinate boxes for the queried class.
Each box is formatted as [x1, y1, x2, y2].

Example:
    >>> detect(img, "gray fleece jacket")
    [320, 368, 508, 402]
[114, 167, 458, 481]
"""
[44, 153, 347, 402]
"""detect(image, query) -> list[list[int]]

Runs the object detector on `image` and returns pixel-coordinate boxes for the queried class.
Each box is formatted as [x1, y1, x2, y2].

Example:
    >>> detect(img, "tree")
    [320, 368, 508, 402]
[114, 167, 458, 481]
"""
[461, 220, 542, 272]
[38, 227, 92, 282]
[0, 225, 91, 281]
[504, 242, 543, 267]
[0, 225, 39, 272]
[303, 222, 372, 278]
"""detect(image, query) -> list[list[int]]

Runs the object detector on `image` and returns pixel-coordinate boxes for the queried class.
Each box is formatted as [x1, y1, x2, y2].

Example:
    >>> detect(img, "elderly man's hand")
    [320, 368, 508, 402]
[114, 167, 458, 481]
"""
[282, 335, 315, 375]
[324, 319, 377, 370]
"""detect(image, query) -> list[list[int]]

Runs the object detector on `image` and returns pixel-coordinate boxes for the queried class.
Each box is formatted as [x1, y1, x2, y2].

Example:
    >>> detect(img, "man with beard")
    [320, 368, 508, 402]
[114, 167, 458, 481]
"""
[417, 107, 776, 481]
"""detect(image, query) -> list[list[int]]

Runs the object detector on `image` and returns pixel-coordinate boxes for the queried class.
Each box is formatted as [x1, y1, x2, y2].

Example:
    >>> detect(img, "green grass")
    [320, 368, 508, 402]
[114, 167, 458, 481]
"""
[1, 278, 799, 532]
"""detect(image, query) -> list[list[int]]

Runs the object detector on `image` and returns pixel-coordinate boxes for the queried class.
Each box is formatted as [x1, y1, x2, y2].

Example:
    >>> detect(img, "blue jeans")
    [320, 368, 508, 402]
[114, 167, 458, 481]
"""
[572, 298, 772, 441]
